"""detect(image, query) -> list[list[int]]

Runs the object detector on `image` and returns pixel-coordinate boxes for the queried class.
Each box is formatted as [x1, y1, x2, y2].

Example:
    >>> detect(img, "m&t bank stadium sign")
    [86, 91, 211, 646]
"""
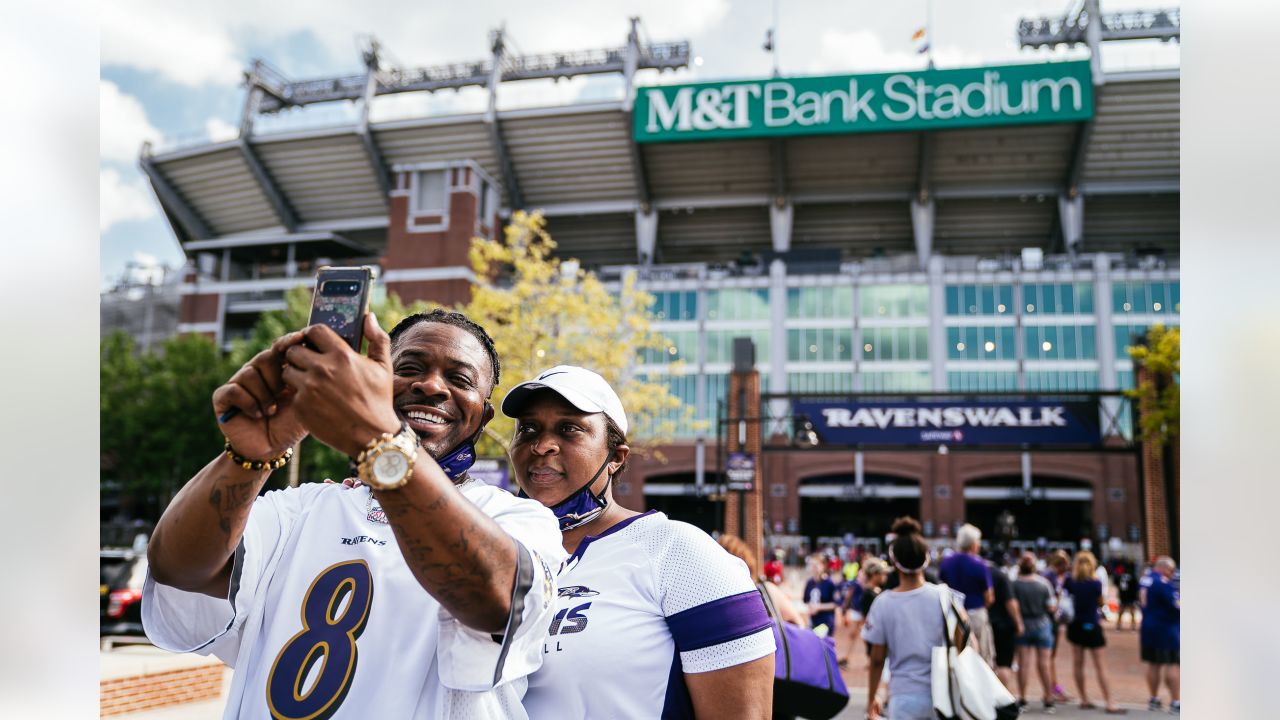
[634, 61, 1093, 143]
[792, 399, 1103, 449]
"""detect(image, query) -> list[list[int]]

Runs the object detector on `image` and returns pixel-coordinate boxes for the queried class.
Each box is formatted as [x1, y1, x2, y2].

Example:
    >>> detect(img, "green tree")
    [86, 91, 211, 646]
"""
[461, 210, 690, 456]
[1126, 324, 1179, 447]
[101, 331, 235, 514]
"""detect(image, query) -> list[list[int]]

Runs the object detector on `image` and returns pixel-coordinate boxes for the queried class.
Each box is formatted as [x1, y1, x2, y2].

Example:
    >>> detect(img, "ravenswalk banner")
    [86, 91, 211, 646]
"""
[792, 399, 1103, 448]
[634, 61, 1093, 143]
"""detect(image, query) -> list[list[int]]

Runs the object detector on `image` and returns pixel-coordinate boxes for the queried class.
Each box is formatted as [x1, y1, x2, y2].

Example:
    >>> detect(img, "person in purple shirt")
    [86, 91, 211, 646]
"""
[938, 523, 994, 665]
[1063, 551, 1126, 714]
[803, 553, 839, 633]
[1140, 556, 1180, 713]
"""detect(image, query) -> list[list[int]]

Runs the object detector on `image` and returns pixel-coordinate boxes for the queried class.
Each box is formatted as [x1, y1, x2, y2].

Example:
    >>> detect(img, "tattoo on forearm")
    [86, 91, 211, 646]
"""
[380, 491, 512, 614]
[208, 476, 259, 546]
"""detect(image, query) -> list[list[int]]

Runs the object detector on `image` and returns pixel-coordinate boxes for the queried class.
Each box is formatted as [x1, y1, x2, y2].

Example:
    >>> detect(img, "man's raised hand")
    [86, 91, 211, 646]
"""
[281, 313, 400, 458]
[212, 346, 307, 461]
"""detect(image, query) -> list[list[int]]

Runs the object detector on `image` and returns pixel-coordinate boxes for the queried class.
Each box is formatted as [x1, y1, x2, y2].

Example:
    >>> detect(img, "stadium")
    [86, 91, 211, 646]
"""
[138, 11, 1179, 560]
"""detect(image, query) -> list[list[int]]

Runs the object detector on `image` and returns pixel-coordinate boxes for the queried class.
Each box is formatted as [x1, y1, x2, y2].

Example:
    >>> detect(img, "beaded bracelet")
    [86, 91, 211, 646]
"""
[224, 440, 294, 471]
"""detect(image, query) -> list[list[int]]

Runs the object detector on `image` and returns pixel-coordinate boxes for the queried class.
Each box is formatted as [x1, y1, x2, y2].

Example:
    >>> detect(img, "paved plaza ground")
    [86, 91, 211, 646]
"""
[102, 566, 1179, 718]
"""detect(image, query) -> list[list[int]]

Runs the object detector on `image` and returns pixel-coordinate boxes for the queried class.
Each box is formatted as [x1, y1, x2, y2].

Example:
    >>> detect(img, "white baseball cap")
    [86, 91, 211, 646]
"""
[500, 365, 628, 435]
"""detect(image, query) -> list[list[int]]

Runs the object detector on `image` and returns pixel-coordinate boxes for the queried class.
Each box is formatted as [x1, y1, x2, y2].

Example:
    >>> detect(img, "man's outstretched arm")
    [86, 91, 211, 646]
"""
[278, 318, 517, 633]
[148, 348, 305, 598]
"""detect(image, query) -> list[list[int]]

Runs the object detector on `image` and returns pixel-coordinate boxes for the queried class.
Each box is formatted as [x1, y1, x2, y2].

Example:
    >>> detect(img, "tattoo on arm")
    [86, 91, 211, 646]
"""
[208, 476, 260, 548]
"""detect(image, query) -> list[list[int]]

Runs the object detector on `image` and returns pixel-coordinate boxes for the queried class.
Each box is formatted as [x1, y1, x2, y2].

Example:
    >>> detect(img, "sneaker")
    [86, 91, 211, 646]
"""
[1043, 700, 1056, 714]
[1170, 701, 1180, 714]
[1148, 697, 1163, 711]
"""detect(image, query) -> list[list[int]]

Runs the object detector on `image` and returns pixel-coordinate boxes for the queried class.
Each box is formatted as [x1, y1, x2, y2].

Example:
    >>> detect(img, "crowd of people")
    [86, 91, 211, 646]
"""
[759, 523, 1181, 718]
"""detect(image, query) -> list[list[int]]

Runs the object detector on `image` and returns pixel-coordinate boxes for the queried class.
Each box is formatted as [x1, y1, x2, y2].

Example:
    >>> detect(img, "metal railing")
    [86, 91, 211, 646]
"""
[1018, 8, 1180, 48]
[253, 39, 690, 114]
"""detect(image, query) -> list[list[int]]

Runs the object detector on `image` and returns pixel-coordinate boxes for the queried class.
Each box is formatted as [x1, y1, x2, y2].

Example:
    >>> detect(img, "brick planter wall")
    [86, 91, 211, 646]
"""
[100, 664, 224, 717]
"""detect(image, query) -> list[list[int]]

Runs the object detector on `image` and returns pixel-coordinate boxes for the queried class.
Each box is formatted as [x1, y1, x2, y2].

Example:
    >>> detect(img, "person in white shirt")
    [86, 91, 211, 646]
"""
[503, 366, 776, 719]
[143, 310, 565, 718]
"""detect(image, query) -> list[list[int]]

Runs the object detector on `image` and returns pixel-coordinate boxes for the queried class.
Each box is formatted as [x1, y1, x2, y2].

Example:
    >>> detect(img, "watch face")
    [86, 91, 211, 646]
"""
[373, 451, 409, 484]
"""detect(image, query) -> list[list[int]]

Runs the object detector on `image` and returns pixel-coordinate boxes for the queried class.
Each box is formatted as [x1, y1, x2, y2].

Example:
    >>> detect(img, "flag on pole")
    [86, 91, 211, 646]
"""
[912, 27, 926, 41]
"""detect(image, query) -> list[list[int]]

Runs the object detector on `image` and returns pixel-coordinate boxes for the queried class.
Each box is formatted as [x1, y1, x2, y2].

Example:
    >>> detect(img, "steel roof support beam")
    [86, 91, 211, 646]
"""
[238, 137, 298, 232]
[1057, 70, 1099, 254]
[769, 199, 793, 253]
[139, 144, 213, 241]
[635, 207, 658, 265]
[357, 46, 393, 205]
[912, 132, 936, 269]
[622, 18, 653, 211]
[485, 29, 524, 210]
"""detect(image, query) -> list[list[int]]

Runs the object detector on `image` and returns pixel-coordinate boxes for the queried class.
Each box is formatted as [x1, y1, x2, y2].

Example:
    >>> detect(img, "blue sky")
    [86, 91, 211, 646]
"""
[100, 0, 1179, 288]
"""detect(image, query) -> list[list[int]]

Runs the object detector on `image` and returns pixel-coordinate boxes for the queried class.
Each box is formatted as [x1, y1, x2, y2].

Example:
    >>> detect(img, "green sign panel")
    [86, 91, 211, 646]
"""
[634, 61, 1093, 143]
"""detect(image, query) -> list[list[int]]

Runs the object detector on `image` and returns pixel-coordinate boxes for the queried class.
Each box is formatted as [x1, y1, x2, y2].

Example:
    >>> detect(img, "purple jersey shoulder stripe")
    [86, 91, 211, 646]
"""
[665, 589, 772, 653]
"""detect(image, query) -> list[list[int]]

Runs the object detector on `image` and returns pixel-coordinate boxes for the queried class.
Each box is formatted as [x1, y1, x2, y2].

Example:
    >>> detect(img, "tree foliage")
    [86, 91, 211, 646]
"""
[1126, 324, 1179, 447]
[101, 331, 235, 514]
[460, 211, 689, 456]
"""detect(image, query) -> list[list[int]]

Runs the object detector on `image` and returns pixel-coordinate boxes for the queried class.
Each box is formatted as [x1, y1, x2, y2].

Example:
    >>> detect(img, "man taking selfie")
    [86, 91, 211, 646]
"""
[142, 309, 565, 719]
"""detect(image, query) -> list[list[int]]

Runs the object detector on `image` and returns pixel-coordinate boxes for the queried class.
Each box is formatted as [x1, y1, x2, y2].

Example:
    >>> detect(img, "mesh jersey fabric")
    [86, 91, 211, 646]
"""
[523, 511, 775, 720]
[142, 478, 566, 719]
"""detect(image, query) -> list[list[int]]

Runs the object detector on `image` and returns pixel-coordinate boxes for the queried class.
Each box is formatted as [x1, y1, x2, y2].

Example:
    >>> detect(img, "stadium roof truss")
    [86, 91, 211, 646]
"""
[141, 21, 1177, 267]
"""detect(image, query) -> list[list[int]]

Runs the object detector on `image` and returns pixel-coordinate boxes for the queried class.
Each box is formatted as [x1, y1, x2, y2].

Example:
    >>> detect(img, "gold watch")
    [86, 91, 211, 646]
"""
[356, 423, 418, 491]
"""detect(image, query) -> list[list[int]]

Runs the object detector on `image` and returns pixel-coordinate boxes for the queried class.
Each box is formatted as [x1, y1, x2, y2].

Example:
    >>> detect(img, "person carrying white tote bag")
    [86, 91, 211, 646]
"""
[932, 584, 1021, 720]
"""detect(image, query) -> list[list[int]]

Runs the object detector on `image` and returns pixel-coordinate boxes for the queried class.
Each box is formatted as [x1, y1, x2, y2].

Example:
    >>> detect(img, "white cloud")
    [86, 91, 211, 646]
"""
[101, 0, 243, 86]
[100, 168, 157, 232]
[205, 116, 239, 143]
[100, 80, 162, 163]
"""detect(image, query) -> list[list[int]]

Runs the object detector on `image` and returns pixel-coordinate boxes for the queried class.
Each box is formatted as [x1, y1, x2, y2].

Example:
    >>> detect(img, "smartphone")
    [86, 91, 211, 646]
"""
[308, 266, 374, 352]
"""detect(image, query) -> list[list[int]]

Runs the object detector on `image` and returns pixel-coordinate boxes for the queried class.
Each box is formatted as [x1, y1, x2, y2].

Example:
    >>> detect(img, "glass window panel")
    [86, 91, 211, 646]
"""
[963, 286, 978, 315]
[1060, 283, 1075, 314]
[895, 328, 911, 360]
[415, 170, 445, 212]
[1112, 284, 1128, 313]
[835, 286, 853, 317]
[998, 286, 1013, 314]
[1132, 284, 1148, 314]
[947, 327, 962, 359]
[1081, 326, 1096, 359]
[1041, 284, 1058, 314]
[1061, 325, 1078, 359]
[979, 286, 995, 315]
[1023, 326, 1039, 360]
[1077, 283, 1094, 314]
[1171, 282, 1180, 314]
[786, 288, 800, 318]
[946, 286, 960, 315]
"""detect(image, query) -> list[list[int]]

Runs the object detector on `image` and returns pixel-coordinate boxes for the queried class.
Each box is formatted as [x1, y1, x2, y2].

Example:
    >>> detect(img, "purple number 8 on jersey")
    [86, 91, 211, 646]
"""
[267, 560, 374, 720]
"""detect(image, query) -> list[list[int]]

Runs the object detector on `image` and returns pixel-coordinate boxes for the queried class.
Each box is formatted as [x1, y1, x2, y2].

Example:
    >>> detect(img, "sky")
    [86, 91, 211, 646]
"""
[100, 0, 1180, 289]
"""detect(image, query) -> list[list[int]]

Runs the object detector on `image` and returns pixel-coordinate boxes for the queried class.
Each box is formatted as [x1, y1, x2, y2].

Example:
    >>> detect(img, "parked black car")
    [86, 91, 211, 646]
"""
[100, 549, 147, 638]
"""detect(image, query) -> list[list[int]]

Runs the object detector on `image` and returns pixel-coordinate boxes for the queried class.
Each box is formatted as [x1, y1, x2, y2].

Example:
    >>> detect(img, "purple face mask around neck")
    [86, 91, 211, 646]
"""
[520, 454, 614, 532]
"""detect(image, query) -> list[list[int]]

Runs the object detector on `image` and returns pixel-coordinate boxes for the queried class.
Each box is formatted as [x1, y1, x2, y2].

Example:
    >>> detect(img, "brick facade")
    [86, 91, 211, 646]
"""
[625, 443, 1143, 546]
[100, 664, 224, 717]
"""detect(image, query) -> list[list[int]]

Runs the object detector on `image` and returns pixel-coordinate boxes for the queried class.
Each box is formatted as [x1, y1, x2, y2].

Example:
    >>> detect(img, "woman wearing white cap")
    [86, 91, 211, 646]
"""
[504, 366, 776, 719]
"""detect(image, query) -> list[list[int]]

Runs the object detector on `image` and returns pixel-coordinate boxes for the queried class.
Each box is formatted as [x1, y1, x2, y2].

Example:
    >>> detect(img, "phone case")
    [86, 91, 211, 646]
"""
[308, 266, 374, 351]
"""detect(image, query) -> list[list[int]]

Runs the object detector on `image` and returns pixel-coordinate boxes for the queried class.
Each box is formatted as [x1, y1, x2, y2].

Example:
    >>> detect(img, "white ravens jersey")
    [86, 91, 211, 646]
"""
[143, 478, 566, 719]
[523, 511, 775, 719]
